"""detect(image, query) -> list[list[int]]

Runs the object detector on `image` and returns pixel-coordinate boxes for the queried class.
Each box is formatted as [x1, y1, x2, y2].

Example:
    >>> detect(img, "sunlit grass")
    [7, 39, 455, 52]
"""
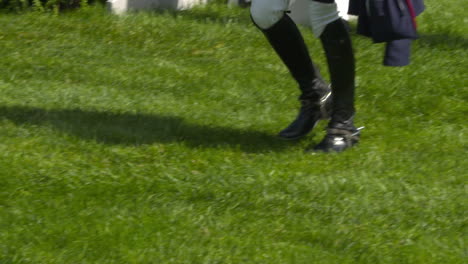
[0, 1, 466, 263]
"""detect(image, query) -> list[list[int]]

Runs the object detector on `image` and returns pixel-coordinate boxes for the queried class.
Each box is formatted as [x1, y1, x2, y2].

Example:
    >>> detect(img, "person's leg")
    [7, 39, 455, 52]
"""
[384, 39, 412, 66]
[251, 0, 332, 140]
[307, 0, 361, 152]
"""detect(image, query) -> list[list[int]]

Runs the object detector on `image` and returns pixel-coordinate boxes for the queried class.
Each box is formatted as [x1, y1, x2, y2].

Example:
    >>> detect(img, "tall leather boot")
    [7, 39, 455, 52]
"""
[254, 14, 332, 140]
[311, 18, 362, 152]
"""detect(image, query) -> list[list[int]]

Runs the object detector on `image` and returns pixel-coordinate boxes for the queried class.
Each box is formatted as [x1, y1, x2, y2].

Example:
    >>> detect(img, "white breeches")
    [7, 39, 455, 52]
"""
[250, 0, 340, 37]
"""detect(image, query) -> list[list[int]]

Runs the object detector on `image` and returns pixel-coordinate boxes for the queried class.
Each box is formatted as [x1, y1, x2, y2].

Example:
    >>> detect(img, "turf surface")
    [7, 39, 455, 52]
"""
[0, 1, 466, 263]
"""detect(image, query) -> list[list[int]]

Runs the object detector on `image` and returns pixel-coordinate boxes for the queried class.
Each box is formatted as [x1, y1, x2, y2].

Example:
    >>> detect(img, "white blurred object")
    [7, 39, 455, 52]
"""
[107, 0, 207, 14]
[336, 0, 350, 20]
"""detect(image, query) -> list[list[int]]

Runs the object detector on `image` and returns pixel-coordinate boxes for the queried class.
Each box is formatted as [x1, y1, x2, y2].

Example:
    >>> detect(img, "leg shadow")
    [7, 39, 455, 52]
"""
[417, 33, 468, 50]
[0, 105, 294, 153]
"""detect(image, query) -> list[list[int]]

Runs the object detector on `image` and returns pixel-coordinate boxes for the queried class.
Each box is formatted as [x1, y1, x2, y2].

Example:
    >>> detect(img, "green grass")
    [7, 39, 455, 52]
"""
[0, 1, 466, 263]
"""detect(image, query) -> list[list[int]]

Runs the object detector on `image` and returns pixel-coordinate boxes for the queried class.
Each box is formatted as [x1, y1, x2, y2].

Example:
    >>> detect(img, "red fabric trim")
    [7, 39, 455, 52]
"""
[405, 0, 418, 29]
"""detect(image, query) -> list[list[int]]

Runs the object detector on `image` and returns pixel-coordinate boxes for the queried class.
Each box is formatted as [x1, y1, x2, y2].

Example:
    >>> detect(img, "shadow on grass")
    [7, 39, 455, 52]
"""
[0, 105, 296, 153]
[418, 33, 468, 49]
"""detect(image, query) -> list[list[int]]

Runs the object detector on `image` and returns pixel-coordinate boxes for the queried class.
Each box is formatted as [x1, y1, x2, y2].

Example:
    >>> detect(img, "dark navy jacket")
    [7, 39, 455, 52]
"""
[348, 0, 425, 66]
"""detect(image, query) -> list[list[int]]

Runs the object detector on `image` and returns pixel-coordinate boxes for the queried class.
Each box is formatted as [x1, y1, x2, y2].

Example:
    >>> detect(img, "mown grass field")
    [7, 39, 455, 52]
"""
[0, 1, 466, 263]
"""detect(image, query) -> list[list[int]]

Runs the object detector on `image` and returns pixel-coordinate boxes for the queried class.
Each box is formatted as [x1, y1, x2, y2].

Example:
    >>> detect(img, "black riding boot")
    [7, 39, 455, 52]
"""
[254, 14, 332, 140]
[311, 18, 361, 152]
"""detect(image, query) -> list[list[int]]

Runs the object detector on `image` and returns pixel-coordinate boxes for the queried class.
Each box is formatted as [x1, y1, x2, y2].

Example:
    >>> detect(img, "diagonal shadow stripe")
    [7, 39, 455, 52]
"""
[0, 105, 296, 153]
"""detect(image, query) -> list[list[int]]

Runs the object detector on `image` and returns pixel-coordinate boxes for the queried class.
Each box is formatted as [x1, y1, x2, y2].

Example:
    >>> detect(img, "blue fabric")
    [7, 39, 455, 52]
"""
[349, 0, 424, 16]
[348, 0, 425, 66]
[384, 39, 412, 66]
[367, 0, 418, 42]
